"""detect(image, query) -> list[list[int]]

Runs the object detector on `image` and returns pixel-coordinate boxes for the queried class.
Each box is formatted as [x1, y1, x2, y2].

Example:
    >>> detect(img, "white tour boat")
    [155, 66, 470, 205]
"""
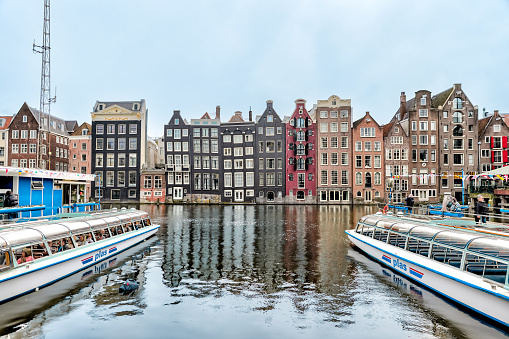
[345, 213, 509, 328]
[0, 208, 159, 303]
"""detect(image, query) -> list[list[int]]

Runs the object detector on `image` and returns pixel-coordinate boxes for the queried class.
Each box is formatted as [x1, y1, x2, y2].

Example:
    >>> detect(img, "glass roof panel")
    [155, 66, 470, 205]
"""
[390, 223, 415, 234]
[433, 231, 479, 248]
[28, 224, 70, 239]
[468, 237, 509, 259]
[0, 229, 44, 246]
[409, 226, 442, 240]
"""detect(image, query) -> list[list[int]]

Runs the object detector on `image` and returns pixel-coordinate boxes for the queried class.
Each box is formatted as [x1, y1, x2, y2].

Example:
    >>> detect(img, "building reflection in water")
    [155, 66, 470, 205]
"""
[161, 204, 380, 322]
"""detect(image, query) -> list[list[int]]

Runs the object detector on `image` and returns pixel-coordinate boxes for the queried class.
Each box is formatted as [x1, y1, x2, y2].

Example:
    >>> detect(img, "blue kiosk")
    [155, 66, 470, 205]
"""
[0, 166, 96, 219]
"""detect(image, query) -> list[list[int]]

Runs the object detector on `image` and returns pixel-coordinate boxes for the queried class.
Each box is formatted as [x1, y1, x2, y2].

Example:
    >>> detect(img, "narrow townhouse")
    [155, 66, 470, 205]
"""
[352, 112, 384, 203]
[255, 100, 286, 203]
[315, 95, 352, 204]
[285, 99, 317, 203]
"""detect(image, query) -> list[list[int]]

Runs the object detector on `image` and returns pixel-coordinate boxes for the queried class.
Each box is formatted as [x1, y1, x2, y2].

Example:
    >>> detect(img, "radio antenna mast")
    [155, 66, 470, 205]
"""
[33, 0, 56, 169]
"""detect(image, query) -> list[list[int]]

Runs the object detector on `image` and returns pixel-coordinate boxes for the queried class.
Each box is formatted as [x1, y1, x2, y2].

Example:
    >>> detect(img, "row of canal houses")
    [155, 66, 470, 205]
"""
[160, 84, 509, 205]
[2, 83, 508, 211]
[162, 95, 384, 205]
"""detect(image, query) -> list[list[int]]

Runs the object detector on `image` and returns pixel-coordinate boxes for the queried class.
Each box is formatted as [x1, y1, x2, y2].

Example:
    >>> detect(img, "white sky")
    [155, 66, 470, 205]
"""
[1, 0, 508, 137]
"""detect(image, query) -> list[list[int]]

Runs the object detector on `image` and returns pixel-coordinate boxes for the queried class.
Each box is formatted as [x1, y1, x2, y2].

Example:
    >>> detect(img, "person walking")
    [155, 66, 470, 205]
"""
[475, 195, 489, 224]
[3, 191, 18, 219]
[405, 194, 415, 214]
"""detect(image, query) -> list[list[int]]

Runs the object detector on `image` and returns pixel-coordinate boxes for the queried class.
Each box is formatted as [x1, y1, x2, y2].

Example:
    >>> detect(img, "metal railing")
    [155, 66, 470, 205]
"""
[376, 202, 509, 224]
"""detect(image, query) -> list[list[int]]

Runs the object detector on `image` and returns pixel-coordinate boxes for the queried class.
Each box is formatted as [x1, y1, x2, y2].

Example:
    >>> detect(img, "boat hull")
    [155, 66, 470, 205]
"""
[345, 229, 509, 328]
[0, 224, 159, 304]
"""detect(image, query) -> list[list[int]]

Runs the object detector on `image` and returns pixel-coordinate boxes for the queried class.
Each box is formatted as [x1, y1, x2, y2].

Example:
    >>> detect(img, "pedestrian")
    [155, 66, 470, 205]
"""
[3, 191, 18, 219]
[475, 195, 489, 224]
[405, 194, 414, 214]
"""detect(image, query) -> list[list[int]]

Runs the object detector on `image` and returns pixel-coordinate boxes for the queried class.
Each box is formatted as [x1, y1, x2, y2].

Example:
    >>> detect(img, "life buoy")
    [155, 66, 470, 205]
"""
[383, 205, 389, 214]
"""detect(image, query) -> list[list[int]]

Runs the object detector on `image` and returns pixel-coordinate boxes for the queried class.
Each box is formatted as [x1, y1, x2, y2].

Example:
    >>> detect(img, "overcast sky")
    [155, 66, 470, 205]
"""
[1, 0, 508, 137]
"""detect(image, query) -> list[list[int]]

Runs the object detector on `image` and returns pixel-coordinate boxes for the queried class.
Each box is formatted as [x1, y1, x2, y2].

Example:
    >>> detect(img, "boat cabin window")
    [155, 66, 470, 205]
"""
[142, 218, 151, 226]
[109, 226, 120, 237]
[74, 232, 94, 246]
[13, 242, 50, 265]
[0, 249, 12, 270]
[407, 238, 430, 257]
[116, 225, 124, 235]
[373, 228, 389, 242]
[464, 253, 508, 284]
[388, 232, 406, 249]
[430, 244, 463, 268]
[468, 238, 509, 261]
[47, 237, 75, 253]
[361, 224, 375, 238]
[94, 229, 109, 240]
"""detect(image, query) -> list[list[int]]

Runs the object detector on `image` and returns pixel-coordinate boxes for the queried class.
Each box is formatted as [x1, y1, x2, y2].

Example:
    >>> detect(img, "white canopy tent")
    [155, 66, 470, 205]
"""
[478, 166, 509, 176]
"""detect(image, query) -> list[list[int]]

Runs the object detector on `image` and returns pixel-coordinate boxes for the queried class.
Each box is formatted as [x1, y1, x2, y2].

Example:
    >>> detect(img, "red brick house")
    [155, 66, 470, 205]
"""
[8, 103, 77, 170]
[352, 112, 384, 203]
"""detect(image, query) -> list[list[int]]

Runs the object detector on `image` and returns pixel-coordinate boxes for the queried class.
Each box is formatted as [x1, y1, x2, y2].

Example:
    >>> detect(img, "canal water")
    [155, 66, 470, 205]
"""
[1, 205, 508, 338]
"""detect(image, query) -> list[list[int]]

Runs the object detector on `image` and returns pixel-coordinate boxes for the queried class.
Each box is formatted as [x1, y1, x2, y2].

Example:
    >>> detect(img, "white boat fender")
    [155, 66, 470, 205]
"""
[119, 279, 139, 294]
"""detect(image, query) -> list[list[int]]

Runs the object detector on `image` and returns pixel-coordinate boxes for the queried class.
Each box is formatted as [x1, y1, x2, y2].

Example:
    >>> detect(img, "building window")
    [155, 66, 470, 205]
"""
[129, 138, 137, 150]
[96, 124, 104, 134]
[96, 138, 104, 150]
[453, 112, 463, 123]
[130, 124, 137, 134]
[107, 138, 115, 150]
[452, 98, 463, 109]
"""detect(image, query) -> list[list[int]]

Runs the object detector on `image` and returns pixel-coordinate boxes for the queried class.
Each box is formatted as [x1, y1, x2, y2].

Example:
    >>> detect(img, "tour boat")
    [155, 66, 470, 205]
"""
[345, 213, 509, 328]
[0, 208, 159, 304]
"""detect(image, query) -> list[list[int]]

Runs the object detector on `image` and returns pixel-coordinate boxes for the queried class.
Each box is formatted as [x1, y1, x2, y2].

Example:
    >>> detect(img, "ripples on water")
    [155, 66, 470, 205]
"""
[3, 205, 509, 338]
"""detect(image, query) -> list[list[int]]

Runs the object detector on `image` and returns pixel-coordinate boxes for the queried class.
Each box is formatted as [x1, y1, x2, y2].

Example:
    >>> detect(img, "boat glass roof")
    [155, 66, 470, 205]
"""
[57, 221, 92, 233]
[375, 220, 396, 230]
[433, 230, 479, 249]
[409, 226, 443, 240]
[468, 237, 509, 259]
[28, 224, 70, 239]
[102, 216, 121, 225]
[363, 216, 382, 226]
[390, 223, 415, 234]
[0, 229, 44, 246]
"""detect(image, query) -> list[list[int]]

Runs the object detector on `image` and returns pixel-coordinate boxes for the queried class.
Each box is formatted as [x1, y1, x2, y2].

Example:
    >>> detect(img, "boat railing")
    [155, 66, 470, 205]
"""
[61, 203, 100, 214]
[379, 202, 509, 224]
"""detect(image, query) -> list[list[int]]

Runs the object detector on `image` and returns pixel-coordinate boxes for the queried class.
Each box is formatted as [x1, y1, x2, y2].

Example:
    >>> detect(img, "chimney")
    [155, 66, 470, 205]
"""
[494, 110, 499, 116]
[215, 105, 220, 120]
[399, 92, 406, 119]
[266, 100, 273, 110]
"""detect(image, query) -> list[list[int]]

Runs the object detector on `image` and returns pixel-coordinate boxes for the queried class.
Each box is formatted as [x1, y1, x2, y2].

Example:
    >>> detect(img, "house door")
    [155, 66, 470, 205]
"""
[234, 190, 244, 202]
[365, 190, 372, 202]
[173, 187, 183, 200]
[267, 191, 274, 201]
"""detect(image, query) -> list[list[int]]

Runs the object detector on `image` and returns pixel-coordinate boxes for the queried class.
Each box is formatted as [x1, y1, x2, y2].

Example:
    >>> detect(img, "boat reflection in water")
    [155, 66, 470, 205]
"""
[0, 237, 157, 336]
[348, 247, 509, 338]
